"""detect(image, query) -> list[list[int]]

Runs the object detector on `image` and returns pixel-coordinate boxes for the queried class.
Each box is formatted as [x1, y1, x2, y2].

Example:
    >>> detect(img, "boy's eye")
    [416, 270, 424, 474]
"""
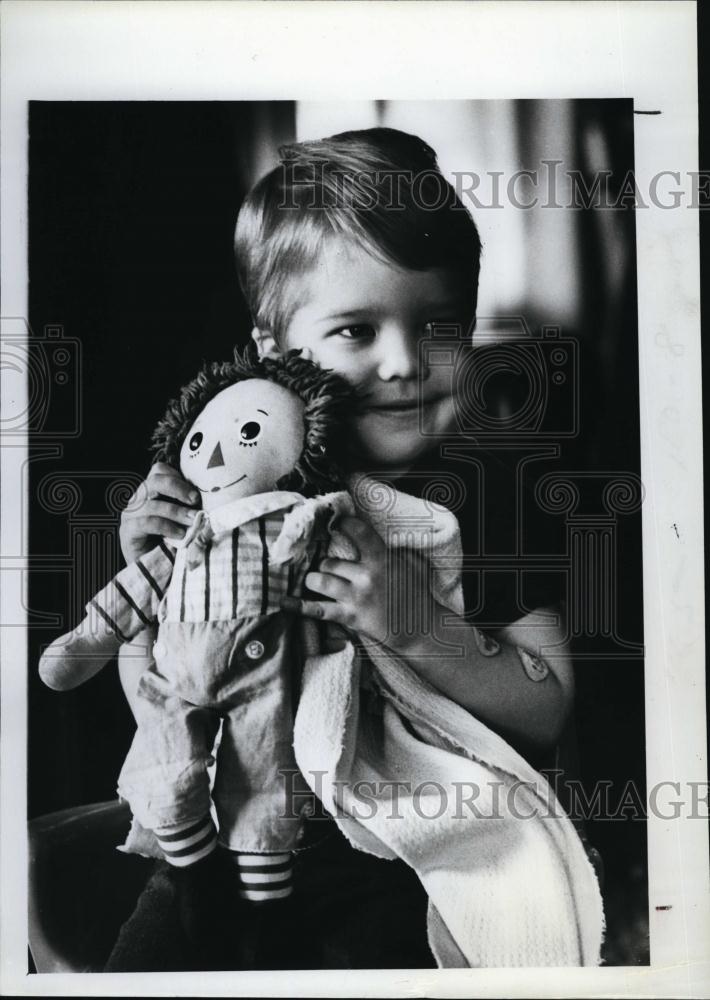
[336, 325, 376, 341]
[238, 420, 262, 447]
[188, 431, 203, 452]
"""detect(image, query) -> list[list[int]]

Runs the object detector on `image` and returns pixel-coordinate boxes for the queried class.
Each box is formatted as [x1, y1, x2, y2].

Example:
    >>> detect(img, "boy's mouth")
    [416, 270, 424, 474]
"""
[362, 397, 441, 414]
[371, 403, 417, 413]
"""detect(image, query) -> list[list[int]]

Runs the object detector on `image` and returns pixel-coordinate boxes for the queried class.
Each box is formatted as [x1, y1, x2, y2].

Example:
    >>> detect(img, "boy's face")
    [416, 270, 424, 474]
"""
[272, 237, 474, 473]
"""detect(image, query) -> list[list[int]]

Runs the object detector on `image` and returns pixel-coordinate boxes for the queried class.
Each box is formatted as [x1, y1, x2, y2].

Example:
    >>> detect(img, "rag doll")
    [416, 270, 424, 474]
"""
[39, 347, 354, 939]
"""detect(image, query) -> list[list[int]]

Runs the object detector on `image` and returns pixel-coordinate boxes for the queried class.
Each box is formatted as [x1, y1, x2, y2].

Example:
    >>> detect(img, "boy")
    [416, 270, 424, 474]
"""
[112, 127, 574, 969]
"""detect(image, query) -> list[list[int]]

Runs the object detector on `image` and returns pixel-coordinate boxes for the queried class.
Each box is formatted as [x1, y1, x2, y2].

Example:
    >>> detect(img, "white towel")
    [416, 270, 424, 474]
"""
[293, 474, 605, 967]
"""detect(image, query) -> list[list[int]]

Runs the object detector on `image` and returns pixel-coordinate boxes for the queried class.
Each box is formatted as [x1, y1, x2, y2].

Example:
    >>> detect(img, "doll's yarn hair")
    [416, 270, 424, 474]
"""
[150, 344, 353, 496]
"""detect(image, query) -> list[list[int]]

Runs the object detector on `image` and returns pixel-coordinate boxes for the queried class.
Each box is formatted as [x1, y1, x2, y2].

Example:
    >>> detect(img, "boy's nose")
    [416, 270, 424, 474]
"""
[376, 328, 419, 381]
[207, 442, 225, 469]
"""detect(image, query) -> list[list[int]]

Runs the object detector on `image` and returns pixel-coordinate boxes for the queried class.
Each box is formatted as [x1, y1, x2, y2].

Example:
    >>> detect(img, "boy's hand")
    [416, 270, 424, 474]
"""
[119, 462, 200, 563]
[282, 515, 433, 648]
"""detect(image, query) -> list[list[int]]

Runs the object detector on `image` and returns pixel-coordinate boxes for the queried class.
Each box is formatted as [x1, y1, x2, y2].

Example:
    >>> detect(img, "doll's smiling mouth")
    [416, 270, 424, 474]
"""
[196, 474, 247, 494]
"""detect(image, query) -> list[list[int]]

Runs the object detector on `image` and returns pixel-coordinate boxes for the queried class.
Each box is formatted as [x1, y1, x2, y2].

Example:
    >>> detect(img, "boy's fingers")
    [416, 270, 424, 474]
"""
[124, 499, 197, 526]
[317, 556, 360, 582]
[149, 500, 198, 525]
[280, 596, 340, 622]
[146, 471, 200, 507]
[132, 517, 188, 542]
[304, 571, 350, 601]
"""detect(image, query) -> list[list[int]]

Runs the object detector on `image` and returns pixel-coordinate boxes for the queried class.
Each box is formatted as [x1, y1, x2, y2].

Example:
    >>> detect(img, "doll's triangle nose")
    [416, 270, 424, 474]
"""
[207, 442, 225, 469]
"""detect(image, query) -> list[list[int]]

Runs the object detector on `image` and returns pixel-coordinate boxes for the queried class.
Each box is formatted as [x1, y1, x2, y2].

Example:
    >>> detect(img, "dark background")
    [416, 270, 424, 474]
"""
[27, 100, 647, 964]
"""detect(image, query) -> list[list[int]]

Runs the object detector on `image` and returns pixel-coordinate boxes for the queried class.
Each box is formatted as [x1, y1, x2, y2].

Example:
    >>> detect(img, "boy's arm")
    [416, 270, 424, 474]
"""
[381, 602, 574, 750]
[284, 515, 572, 750]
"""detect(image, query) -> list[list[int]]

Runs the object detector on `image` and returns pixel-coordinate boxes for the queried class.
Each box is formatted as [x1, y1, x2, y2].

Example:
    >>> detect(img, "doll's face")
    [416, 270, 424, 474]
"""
[179, 379, 305, 511]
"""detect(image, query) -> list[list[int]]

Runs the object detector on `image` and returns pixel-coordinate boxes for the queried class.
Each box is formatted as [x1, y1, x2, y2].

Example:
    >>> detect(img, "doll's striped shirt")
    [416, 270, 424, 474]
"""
[87, 498, 315, 642]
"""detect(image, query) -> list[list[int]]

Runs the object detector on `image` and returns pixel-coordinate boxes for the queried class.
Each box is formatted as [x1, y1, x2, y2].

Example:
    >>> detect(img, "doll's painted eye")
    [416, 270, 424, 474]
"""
[238, 420, 262, 447]
[188, 431, 203, 452]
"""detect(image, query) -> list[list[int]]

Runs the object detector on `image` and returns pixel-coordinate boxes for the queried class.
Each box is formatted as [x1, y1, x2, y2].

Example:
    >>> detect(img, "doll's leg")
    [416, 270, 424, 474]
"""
[117, 670, 222, 865]
[115, 676, 241, 965]
[211, 615, 302, 903]
[152, 815, 218, 868]
[228, 852, 293, 902]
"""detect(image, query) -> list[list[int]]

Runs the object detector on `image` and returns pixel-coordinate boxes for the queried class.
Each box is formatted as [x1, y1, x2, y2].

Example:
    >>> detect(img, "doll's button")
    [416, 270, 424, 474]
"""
[245, 639, 265, 660]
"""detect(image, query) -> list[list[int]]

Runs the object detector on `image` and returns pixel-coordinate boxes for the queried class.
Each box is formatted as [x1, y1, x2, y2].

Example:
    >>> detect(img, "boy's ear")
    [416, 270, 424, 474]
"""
[251, 326, 279, 358]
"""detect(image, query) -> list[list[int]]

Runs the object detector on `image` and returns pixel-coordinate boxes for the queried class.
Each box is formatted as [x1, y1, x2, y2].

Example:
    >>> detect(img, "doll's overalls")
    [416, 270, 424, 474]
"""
[90, 491, 343, 854]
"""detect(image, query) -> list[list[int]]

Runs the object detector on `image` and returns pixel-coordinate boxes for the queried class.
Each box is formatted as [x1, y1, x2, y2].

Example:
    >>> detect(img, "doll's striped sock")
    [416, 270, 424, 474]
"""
[231, 852, 294, 902]
[154, 815, 218, 867]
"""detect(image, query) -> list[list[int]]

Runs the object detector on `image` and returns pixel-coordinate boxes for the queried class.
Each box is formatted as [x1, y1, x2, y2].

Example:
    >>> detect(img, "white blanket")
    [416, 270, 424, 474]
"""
[293, 476, 605, 967]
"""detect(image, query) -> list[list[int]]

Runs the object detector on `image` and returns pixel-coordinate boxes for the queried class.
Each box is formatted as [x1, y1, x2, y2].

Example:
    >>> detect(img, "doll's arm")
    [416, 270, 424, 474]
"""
[271, 491, 355, 565]
[39, 543, 174, 691]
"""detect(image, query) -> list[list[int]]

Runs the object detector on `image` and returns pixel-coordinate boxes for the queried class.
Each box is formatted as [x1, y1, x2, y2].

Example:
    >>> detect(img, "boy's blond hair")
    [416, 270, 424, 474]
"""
[234, 127, 482, 341]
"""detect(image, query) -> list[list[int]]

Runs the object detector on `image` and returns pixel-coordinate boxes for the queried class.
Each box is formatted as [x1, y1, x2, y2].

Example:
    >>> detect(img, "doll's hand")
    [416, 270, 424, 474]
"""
[282, 516, 433, 649]
[119, 462, 200, 563]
